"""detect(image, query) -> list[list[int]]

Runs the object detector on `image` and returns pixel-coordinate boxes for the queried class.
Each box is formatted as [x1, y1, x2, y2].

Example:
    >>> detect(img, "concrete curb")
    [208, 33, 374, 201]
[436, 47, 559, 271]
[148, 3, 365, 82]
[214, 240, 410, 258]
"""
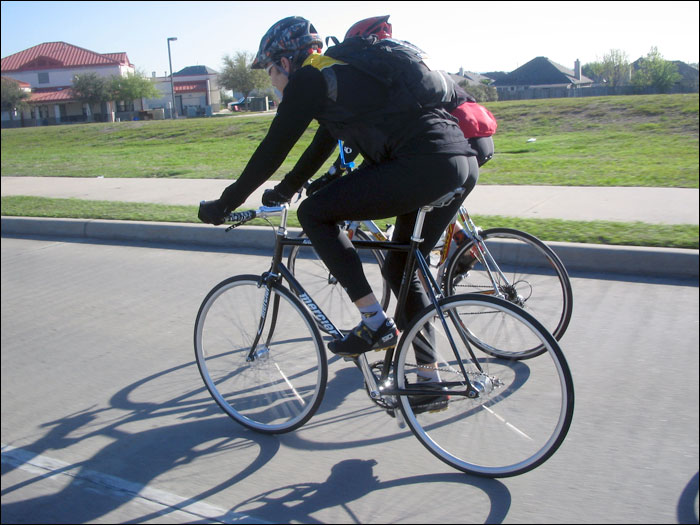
[2, 216, 698, 280]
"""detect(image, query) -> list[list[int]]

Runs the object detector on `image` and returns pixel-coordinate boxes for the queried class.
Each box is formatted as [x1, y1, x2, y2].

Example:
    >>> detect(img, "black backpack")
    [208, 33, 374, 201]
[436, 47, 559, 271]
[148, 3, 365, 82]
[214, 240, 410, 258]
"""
[324, 36, 457, 115]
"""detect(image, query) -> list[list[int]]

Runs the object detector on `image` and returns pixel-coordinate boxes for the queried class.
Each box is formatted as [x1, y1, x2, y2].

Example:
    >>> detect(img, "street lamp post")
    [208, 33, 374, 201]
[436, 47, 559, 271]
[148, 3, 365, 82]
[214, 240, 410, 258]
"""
[167, 37, 177, 119]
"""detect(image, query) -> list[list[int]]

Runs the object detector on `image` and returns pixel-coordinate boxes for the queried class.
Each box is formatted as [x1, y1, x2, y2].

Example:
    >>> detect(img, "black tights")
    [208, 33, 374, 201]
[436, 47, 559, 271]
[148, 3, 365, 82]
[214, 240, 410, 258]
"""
[298, 154, 479, 359]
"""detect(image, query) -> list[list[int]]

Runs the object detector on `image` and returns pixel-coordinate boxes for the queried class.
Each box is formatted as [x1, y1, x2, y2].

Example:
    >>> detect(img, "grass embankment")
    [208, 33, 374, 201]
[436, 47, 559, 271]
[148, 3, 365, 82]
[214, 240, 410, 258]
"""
[1, 94, 697, 186]
[1, 94, 698, 249]
[3, 195, 696, 249]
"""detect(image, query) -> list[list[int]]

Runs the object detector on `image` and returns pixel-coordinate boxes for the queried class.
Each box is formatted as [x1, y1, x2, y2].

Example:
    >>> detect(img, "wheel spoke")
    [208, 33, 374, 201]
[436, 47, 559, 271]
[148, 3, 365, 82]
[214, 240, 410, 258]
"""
[194, 276, 327, 434]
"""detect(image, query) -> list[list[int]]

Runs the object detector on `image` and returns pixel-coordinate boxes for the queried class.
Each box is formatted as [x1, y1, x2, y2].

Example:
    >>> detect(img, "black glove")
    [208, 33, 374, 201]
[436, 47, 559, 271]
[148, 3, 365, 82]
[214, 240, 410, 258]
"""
[198, 199, 228, 225]
[307, 170, 341, 196]
[262, 181, 295, 206]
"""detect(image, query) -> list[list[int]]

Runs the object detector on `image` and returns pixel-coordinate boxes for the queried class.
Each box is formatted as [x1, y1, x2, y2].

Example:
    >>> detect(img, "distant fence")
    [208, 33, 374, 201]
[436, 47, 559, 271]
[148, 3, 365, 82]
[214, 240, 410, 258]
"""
[496, 84, 698, 101]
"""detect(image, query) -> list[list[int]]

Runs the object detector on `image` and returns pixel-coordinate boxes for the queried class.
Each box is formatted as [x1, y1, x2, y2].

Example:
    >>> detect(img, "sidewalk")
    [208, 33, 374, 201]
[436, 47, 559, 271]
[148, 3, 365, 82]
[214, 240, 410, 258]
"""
[2, 176, 698, 224]
[1, 177, 698, 280]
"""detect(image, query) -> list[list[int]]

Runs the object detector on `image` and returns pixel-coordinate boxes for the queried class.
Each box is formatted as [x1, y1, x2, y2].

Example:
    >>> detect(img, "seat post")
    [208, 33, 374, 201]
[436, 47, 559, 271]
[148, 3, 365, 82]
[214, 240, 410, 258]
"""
[411, 205, 433, 244]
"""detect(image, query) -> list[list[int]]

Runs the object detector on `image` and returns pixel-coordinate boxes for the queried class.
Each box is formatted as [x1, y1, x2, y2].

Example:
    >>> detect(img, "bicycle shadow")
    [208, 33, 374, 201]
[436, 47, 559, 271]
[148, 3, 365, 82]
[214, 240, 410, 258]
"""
[227, 458, 511, 524]
[0, 354, 383, 523]
[1, 357, 284, 523]
[1, 407, 281, 524]
[1, 356, 515, 524]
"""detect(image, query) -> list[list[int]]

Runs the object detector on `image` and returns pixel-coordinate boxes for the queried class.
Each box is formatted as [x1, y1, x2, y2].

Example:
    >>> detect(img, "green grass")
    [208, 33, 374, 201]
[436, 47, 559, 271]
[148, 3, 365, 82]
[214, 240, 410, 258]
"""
[2, 195, 697, 250]
[485, 94, 699, 187]
[2, 94, 698, 249]
[2, 94, 698, 187]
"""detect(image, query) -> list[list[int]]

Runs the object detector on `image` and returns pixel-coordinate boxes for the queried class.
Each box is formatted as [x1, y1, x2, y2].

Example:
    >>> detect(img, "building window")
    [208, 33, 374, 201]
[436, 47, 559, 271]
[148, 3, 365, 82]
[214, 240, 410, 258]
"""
[38, 72, 49, 84]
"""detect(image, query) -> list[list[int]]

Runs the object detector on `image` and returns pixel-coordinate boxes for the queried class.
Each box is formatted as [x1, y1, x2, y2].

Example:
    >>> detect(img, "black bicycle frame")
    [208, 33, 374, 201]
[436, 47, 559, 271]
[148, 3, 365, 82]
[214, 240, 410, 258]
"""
[249, 218, 478, 398]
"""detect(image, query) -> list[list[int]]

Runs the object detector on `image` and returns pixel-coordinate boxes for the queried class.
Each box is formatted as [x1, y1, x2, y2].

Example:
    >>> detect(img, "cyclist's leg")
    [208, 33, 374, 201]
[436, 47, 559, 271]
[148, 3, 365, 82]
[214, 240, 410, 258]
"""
[297, 154, 468, 306]
[297, 154, 470, 355]
[381, 156, 478, 362]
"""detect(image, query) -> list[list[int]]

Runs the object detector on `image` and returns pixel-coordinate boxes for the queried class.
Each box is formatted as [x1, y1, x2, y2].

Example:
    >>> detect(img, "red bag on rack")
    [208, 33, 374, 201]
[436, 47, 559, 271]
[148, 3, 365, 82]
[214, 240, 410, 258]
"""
[450, 101, 498, 138]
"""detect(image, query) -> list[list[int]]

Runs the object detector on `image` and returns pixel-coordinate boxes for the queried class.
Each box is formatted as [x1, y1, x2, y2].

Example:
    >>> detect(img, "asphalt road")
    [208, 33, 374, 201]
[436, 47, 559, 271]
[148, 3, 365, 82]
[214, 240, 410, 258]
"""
[1, 236, 698, 524]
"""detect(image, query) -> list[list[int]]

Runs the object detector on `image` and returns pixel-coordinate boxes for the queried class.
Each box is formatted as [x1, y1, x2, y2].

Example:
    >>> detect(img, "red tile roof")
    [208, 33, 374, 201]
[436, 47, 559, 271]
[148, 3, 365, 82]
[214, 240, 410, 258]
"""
[174, 80, 208, 93]
[1, 42, 132, 72]
[28, 87, 76, 102]
[101, 52, 133, 67]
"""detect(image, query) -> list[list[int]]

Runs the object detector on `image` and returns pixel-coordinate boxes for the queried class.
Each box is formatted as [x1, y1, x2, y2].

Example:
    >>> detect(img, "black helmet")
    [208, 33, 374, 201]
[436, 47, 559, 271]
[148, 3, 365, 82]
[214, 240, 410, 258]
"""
[251, 16, 323, 70]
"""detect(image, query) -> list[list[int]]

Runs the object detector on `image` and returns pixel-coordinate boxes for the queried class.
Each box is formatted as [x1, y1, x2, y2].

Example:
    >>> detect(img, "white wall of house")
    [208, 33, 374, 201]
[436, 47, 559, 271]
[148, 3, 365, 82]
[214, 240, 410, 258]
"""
[2, 63, 135, 124]
[141, 77, 176, 111]
[141, 73, 221, 114]
[7, 64, 132, 89]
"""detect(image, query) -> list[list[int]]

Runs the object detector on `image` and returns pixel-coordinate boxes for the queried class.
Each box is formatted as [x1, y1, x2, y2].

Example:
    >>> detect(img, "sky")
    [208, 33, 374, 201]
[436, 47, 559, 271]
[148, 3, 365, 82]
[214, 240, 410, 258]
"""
[1, 1, 698, 77]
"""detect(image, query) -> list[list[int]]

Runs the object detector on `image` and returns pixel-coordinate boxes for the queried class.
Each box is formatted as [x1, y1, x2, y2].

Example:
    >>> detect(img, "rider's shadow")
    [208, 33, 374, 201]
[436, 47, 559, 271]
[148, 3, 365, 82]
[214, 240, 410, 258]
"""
[229, 458, 511, 524]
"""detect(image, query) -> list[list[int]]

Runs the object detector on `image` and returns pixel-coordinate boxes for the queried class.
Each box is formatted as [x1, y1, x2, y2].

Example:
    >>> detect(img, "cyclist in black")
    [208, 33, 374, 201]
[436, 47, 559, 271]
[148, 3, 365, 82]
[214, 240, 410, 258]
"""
[199, 17, 479, 374]
[265, 15, 494, 264]
[290, 16, 492, 200]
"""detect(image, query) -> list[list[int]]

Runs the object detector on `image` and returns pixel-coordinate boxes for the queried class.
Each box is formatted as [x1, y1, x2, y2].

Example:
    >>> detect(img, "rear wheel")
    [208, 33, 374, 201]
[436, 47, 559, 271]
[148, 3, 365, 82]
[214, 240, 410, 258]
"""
[442, 228, 573, 356]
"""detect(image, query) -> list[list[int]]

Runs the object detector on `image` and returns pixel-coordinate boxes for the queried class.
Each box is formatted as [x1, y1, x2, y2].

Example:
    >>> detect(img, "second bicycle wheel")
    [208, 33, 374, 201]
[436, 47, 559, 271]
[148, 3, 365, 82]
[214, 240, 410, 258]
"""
[194, 275, 327, 434]
[442, 227, 573, 352]
[394, 294, 574, 478]
[288, 229, 390, 333]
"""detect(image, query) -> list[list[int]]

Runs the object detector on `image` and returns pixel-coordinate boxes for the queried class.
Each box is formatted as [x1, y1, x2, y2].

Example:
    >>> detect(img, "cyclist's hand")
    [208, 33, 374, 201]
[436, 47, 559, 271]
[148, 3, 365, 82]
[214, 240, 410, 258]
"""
[307, 171, 340, 196]
[198, 199, 228, 225]
[262, 183, 294, 206]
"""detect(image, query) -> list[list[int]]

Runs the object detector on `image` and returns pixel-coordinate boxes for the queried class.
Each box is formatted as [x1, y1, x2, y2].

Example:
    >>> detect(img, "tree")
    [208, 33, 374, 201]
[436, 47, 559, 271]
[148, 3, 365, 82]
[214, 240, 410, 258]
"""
[1, 77, 30, 121]
[583, 49, 630, 86]
[72, 72, 110, 121]
[601, 49, 631, 87]
[459, 80, 498, 102]
[582, 61, 606, 84]
[632, 47, 682, 93]
[219, 51, 269, 109]
[109, 70, 160, 109]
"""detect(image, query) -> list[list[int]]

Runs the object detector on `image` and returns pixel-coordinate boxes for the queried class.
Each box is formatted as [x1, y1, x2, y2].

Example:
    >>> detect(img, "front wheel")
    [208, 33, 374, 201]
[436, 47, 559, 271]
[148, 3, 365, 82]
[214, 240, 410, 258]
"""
[194, 275, 327, 434]
[394, 294, 574, 477]
[442, 227, 573, 353]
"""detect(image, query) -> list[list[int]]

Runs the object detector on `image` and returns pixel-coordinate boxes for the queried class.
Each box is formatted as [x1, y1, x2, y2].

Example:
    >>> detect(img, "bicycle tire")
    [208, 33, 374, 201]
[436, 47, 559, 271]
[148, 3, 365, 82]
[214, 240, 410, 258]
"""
[287, 229, 390, 333]
[194, 274, 327, 434]
[394, 293, 574, 477]
[442, 227, 573, 355]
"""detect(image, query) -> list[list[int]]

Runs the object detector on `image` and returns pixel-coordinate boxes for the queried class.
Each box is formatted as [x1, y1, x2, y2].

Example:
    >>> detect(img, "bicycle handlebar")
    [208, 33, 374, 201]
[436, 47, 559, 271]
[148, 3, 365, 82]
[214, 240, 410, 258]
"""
[225, 204, 287, 228]
[227, 209, 257, 224]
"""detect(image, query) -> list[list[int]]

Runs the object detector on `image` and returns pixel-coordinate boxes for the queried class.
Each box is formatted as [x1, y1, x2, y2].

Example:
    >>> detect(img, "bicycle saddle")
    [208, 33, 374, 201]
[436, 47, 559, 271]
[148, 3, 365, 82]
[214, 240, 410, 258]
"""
[427, 187, 466, 209]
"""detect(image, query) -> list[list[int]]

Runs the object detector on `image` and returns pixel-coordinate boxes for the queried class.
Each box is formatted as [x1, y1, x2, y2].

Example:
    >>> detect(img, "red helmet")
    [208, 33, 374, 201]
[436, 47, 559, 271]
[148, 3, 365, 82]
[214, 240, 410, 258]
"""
[344, 15, 392, 40]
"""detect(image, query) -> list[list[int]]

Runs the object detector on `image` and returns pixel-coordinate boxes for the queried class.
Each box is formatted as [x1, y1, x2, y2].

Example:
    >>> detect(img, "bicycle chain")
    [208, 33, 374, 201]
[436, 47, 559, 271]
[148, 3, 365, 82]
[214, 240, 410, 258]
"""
[364, 360, 473, 410]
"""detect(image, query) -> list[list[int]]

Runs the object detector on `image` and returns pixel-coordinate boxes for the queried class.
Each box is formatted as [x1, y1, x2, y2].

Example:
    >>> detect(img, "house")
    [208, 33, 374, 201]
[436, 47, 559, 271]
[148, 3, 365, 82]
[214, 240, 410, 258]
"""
[669, 61, 699, 91]
[1, 41, 135, 126]
[144, 65, 222, 118]
[1, 42, 222, 126]
[630, 57, 699, 92]
[1, 75, 32, 92]
[491, 56, 594, 100]
[451, 67, 494, 87]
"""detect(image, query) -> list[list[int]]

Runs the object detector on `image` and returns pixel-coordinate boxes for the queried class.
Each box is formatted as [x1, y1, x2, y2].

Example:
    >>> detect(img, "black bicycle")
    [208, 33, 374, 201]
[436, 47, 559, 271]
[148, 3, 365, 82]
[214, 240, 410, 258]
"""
[287, 205, 573, 358]
[194, 189, 574, 477]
